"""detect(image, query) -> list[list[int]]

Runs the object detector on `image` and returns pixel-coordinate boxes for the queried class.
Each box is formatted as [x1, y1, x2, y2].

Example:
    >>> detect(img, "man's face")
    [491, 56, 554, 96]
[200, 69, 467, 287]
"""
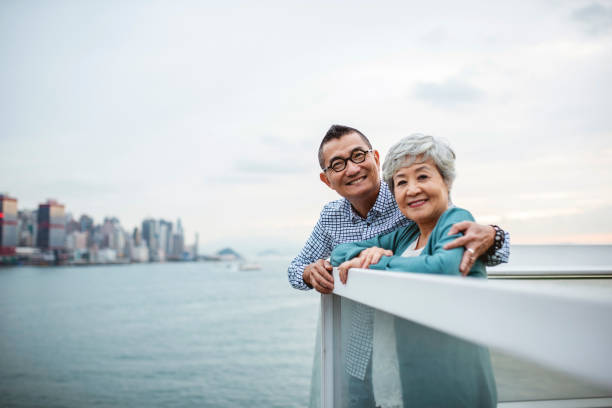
[319, 132, 381, 202]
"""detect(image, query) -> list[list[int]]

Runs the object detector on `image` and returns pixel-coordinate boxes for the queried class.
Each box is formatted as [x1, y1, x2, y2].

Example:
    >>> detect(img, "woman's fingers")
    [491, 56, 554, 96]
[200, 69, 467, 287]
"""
[339, 263, 349, 283]
[362, 253, 373, 269]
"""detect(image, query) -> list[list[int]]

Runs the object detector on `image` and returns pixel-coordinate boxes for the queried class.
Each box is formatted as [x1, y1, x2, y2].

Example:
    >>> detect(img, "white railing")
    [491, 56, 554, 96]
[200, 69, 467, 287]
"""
[320, 267, 612, 407]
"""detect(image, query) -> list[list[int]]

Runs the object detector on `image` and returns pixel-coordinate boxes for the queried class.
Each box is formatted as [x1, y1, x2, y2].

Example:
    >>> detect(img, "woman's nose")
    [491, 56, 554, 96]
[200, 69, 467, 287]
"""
[406, 183, 421, 195]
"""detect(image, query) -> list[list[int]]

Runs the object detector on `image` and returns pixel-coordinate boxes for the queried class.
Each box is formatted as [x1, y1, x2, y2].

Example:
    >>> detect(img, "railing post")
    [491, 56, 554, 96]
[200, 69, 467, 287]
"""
[321, 293, 341, 408]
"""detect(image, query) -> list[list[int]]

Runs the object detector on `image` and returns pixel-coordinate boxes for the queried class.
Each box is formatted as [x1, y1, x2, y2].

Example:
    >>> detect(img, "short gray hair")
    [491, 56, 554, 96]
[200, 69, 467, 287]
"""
[382, 134, 456, 193]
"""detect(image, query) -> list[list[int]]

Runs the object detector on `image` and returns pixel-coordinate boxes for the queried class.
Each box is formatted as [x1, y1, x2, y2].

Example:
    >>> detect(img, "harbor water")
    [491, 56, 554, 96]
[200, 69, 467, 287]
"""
[1, 245, 611, 407]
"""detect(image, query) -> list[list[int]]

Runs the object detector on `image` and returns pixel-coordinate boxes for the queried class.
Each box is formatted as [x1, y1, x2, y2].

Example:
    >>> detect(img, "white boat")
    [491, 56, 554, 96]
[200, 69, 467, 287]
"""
[239, 263, 261, 271]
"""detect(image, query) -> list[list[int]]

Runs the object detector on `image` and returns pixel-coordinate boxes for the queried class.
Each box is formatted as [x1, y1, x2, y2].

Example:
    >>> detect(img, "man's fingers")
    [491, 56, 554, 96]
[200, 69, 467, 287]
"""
[313, 281, 332, 294]
[311, 265, 334, 291]
[310, 268, 332, 293]
[443, 235, 470, 250]
[459, 250, 475, 276]
[447, 221, 470, 236]
[323, 259, 332, 270]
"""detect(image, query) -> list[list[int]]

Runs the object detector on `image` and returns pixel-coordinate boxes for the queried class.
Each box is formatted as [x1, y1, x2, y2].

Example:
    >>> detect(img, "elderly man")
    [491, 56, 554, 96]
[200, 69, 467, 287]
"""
[288, 124, 509, 293]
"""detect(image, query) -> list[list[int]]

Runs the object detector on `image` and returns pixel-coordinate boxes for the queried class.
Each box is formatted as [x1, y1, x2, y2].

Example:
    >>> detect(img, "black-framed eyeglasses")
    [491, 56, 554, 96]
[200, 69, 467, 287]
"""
[324, 149, 372, 172]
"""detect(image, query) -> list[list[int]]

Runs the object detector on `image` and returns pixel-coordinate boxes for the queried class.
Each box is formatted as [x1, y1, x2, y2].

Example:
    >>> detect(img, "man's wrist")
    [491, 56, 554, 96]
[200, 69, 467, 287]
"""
[487, 225, 505, 257]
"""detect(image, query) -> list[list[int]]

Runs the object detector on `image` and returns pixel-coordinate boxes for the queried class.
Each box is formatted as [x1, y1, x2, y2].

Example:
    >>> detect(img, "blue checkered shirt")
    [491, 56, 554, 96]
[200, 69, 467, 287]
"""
[288, 181, 510, 291]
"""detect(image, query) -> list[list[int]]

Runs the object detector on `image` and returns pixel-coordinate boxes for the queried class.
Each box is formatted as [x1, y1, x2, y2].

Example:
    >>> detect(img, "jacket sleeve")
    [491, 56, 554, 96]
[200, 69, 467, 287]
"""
[330, 229, 401, 267]
[370, 208, 478, 276]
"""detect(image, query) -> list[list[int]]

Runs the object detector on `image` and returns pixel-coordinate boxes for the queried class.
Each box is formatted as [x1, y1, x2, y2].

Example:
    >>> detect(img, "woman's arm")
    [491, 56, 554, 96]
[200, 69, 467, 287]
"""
[371, 224, 464, 275]
[371, 208, 486, 277]
[330, 234, 390, 266]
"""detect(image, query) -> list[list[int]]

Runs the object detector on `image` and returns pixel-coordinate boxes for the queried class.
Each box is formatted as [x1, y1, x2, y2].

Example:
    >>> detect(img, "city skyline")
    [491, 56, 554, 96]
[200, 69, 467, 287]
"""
[2, 1, 612, 251]
[0, 192, 200, 264]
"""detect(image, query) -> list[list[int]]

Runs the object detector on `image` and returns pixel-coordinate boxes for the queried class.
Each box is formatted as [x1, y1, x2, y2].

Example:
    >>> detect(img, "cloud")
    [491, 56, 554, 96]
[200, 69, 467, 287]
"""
[234, 160, 309, 174]
[571, 3, 612, 35]
[413, 78, 483, 108]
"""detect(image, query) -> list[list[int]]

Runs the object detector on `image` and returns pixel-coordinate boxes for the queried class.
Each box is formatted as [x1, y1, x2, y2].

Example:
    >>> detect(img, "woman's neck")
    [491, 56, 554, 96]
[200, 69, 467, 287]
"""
[415, 222, 436, 249]
[415, 204, 450, 249]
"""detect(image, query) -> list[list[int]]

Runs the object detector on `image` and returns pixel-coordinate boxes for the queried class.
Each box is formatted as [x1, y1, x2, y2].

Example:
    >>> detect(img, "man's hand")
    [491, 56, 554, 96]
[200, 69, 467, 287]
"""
[443, 221, 495, 276]
[303, 259, 334, 294]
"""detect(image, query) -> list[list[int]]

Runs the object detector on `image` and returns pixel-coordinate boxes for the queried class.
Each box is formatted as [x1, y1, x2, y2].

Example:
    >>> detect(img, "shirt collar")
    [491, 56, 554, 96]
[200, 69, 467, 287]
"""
[344, 180, 393, 222]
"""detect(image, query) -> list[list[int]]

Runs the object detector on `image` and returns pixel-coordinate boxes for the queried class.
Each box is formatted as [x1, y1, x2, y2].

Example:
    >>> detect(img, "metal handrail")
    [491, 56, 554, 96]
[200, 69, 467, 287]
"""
[321, 267, 612, 406]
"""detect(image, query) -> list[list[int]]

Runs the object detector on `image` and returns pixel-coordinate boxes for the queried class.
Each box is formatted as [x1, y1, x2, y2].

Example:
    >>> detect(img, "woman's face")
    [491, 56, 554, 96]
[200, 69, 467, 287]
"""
[392, 158, 450, 228]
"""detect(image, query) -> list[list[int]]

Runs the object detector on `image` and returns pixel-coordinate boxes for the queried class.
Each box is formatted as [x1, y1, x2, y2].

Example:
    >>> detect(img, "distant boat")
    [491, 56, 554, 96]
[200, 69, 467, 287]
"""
[239, 263, 261, 271]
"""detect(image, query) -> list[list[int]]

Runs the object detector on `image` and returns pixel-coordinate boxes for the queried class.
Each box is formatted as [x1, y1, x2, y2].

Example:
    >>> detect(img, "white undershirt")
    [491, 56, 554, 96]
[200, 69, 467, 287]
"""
[400, 237, 424, 257]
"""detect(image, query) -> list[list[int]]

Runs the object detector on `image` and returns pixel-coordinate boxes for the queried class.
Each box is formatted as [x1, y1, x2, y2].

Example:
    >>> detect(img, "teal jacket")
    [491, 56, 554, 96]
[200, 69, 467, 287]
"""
[331, 206, 486, 277]
[332, 206, 497, 407]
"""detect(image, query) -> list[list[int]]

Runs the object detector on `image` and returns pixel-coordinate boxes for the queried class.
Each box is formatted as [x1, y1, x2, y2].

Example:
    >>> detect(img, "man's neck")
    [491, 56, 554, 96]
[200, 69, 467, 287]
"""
[349, 181, 381, 219]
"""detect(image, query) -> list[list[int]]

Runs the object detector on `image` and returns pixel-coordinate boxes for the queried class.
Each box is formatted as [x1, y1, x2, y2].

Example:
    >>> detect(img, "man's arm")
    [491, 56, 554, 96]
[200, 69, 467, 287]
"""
[288, 216, 335, 293]
[443, 222, 510, 275]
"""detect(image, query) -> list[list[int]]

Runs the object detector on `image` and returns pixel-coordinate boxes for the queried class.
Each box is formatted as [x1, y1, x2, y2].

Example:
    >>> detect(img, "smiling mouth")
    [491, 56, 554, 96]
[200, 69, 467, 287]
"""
[346, 176, 367, 186]
[408, 199, 428, 208]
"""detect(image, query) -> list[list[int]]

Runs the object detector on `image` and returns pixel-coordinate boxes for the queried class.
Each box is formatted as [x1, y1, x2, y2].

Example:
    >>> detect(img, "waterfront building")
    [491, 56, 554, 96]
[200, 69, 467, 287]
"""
[36, 199, 66, 250]
[130, 243, 149, 262]
[17, 209, 37, 247]
[170, 233, 184, 260]
[79, 214, 94, 247]
[66, 231, 87, 251]
[168, 218, 184, 260]
[159, 220, 172, 260]
[65, 214, 80, 234]
[0, 193, 18, 255]
[142, 218, 158, 258]
[65, 230, 88, 262]
[133, 227, 142, 247]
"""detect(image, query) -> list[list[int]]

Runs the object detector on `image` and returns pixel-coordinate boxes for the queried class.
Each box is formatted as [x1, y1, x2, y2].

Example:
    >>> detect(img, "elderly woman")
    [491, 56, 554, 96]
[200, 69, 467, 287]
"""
[331, 134, 497, 407]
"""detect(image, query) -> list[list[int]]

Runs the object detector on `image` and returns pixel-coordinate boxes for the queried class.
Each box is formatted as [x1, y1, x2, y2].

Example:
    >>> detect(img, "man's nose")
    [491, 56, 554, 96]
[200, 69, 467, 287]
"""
[345, 159, 361, 175]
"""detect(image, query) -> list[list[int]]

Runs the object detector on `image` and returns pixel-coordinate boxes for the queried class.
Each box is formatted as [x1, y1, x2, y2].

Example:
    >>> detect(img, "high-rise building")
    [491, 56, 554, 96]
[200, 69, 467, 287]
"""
[0, 194, 18, 255]
[168, 218, 185, 260]
[17, 209, 37, 247]
[159, 219, 173, 257]
[36, 199, 66, 250]
[142, 218, 157, 249]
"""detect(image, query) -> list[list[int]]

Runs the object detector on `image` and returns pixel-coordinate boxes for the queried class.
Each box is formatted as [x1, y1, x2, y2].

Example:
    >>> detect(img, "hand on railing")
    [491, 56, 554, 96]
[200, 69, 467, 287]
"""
[304, 259, 334, 293]
[338, 247, 393, 284]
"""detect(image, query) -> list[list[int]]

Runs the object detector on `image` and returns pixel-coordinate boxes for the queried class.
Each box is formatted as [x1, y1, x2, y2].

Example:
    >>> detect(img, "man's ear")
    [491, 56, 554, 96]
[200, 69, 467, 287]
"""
[373, 150, 380, 167]
[320, 172, 333, 189]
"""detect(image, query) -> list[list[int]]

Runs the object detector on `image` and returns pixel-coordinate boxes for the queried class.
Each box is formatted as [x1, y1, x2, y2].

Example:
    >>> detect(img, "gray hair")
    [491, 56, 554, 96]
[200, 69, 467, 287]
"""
[382, 134, 456, 194]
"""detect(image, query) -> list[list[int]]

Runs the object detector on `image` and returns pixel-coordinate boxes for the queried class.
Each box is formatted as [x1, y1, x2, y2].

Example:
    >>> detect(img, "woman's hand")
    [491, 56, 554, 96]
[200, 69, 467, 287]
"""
[338, 247, 393, 284]
[338, 258, 361, 284]
[357, 247, 393, 269]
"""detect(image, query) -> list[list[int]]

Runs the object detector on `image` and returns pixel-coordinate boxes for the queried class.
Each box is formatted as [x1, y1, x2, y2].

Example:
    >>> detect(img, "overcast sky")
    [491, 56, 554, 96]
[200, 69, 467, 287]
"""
[2, 0, 611, 254]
